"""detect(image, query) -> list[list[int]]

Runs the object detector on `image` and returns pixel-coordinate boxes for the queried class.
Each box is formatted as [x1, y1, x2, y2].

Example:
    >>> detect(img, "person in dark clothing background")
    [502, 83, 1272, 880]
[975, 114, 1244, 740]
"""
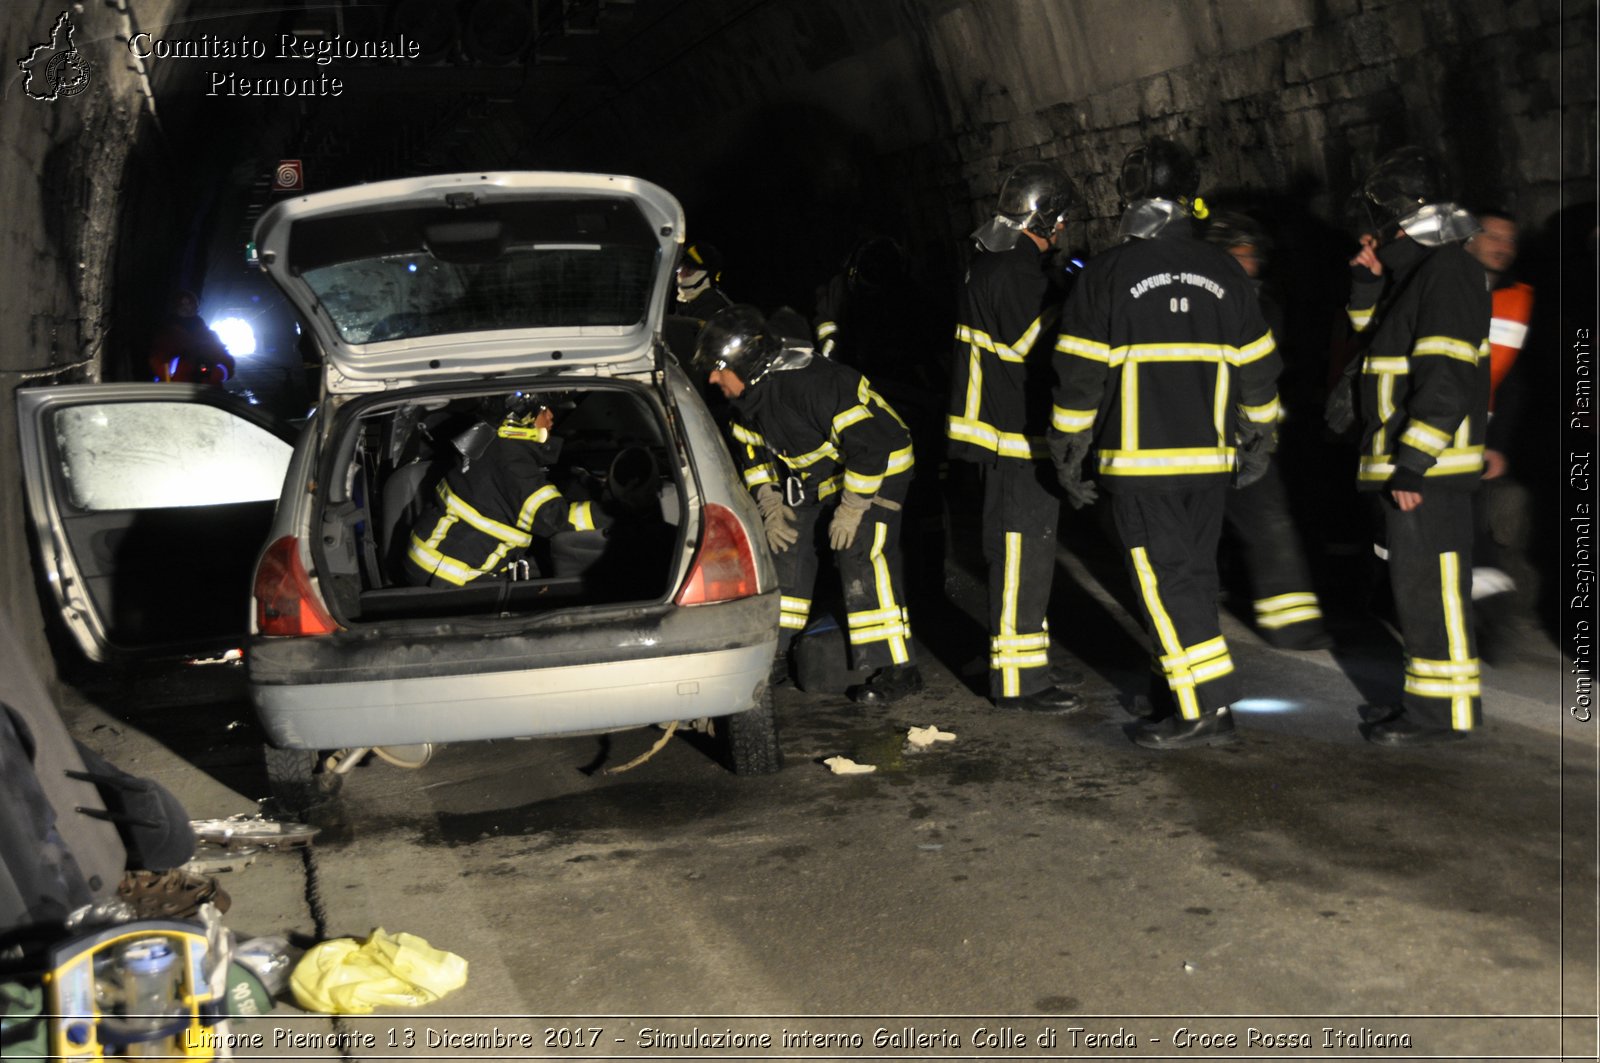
[403, 394, 606, 587]
[675, 241, 733, 321]
[946, 162, 1085, 715]
[1049, 137, 1282, 749]
[148, 289, 235, 387]
[1203, 212, 1332, 651]
[1342, 147, 1492, 745]
[699, 305, 922, 706]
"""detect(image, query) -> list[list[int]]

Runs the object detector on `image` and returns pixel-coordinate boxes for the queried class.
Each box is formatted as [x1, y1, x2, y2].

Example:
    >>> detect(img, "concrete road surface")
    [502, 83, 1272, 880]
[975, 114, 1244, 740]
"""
[63, 536, 1597, 1061]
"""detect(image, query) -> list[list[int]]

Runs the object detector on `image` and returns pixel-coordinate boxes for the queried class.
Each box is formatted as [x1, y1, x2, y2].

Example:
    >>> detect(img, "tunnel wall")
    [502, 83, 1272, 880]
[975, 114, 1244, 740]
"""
[558, 0, 1588, 309]
[0, 1, 185, 677]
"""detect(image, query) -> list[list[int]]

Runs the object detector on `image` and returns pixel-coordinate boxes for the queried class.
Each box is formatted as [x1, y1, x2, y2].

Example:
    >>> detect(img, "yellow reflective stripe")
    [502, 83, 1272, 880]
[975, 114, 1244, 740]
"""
[743, 465, 779, 489]
[1407, 656, 1480, 678]
[960, 346, 984, 419]
[406, 535, 484, 586]
[1363, 356, 1409, 374]
[1120, 358, 1139, 451]
[1056, 334, 1115, 362]
[731, 423, 767, 447]
[783, 440, 839, 469]
[1006, 316, 1045, 360]
[1357, 446, 1486, 481]
[833, 404, 872, 434]
[1238, 397, 1281, 424]
[779, 595, 811, 631]
[1127, 342, 1229, 363]
[1131, 547, 1199, 719]
[946, 417, 1043, 459]
[1399, 420, 1453, 456]
[1255, 592, 1322, 629]
[998, 531, 1024, 696]
[1098, 447, 1234, 475]
[816, 475, 842, 500]
[1439, 550, 1474, 729]
[1051, 406, 1096, 432]
[991, 649, 1051, 668]
[1232, 331, 1276, 365]
[515, 484, 563, 533]
[568, 501, 595, 531]
[1378, 372, 1396, 424]
[1404, 676, 1482, 697]
[992, 631, 1050, 650]
[437, 482, 533, 547]
[816, 320, 838, 338]
[1413, 335, 1481, 363]
[863, 521, 909, 663]
[843, 470, 883, 495]
[1347, 305, 1374, 330]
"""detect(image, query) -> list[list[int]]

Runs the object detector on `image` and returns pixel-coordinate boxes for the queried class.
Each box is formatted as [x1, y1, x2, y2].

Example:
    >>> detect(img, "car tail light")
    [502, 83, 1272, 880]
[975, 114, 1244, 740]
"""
[675, 503, 759, 606]
[254, 536, 338, 636]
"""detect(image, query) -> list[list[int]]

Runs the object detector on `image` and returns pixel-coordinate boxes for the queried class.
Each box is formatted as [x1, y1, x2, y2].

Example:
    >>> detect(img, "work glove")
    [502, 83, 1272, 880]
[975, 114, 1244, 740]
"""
[1387, 466, 1427, 496]
[755, 484, 799, 553]
[828, 491, 874, 551]
[1048, 430, 1098, 509]
[1233, 422, 1277, 489]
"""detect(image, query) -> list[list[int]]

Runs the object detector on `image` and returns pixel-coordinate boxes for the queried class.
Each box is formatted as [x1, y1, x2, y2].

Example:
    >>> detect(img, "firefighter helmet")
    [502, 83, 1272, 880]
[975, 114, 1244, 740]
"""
[1354, 146, 1444, 236]
[973, 163, 1076, 252]
[693, 305, 811, 385]
[1117, 137, 1200, 208]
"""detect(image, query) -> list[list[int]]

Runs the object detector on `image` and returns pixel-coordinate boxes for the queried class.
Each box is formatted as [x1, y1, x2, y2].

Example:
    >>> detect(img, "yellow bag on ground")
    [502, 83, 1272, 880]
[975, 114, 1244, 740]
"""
[290, 928, 468, 1014]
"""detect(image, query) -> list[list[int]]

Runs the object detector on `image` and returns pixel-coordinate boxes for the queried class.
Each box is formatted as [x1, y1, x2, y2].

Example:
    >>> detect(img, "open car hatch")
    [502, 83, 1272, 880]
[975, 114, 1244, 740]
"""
[252, 172, 686, 394]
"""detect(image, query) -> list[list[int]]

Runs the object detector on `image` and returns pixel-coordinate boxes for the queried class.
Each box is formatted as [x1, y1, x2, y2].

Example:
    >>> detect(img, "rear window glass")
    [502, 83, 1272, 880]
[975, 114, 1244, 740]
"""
[291, 197, 661, 344]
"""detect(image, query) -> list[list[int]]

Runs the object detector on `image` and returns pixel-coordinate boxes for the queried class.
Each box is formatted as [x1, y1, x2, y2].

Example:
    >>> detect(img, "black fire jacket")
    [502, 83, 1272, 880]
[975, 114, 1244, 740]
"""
[1347, 237, 1492, 493]
[1051, 227, 1281, 492]
[730, 355, 913, 506]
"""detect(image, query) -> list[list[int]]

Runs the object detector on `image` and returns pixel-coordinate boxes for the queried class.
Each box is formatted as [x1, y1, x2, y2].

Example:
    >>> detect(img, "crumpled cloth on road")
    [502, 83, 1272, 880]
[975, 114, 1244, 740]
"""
[823, 755, 877, 775]
[291, 928, 467, 1014]
[906, 725, 956, 749]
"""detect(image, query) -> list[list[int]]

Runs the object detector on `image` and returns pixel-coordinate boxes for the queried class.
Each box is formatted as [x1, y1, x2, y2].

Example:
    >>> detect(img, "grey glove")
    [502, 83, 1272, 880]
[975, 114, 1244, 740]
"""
[828, 491, 874, 551]
[755, 484, 799, 553]
[1233, 422, 1277, 489]
[1048, 430, 1098, 509]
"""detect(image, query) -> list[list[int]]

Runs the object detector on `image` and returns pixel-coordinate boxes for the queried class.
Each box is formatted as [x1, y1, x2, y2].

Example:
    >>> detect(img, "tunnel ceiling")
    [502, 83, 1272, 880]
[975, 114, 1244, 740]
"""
[156, 0, 748, 245]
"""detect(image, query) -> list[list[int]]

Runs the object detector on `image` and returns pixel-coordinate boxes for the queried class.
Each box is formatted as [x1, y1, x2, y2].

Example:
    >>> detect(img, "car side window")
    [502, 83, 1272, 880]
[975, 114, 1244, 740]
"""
[55, 402, 291, 511]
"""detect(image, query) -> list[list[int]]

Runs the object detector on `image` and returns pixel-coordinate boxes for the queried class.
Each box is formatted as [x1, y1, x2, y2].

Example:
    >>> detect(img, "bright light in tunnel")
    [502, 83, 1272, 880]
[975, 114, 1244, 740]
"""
[212, 316, 257, 357]
[1230, 698, 1303, 715]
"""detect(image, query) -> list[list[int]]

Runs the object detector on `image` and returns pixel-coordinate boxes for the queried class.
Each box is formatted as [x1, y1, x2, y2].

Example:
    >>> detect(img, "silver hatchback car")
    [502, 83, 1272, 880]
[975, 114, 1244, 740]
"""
[18, 172, 782, 804]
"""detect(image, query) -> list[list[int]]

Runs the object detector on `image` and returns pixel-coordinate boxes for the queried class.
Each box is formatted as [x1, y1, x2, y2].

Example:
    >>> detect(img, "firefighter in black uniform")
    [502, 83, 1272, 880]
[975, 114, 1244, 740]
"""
[946, 162, 1084, 714]
[1049, 138, 1282, 749]
[403, 394, 606, 587]
[697, 305, 922, 705]
[676, 241, 734, 321]
[1203, 213, 1332, 651]
[1342, 147, 1491, 745]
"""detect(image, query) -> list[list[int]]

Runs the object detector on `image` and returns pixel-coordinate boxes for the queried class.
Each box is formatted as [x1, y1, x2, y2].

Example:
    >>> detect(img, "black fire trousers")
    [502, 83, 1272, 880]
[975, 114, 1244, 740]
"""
[1112, 485, 1241, 720]
[772, 499, 915, 673]
[1224, 462, 1326, 646]
[980, 459, 1061, 700]
[1383, 490, 1482, 730]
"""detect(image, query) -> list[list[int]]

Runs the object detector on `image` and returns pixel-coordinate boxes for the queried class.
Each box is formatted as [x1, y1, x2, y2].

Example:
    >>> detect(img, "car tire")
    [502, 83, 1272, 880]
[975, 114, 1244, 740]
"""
[718, 686, 783, 775]
[263, 745, 343, 812]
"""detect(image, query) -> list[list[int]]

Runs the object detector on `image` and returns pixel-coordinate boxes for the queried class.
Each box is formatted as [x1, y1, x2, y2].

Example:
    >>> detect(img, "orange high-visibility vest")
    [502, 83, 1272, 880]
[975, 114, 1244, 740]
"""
[1489, 281, 1534, 410]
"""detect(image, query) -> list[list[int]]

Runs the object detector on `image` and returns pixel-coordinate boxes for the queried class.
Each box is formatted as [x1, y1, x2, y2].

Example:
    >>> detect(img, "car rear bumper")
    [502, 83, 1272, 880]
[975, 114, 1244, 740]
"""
[248, 592, 779, 749]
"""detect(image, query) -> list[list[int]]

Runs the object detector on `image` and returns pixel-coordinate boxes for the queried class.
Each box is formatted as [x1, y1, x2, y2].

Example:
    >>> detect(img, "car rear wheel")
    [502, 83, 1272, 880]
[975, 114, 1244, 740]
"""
[718, 686, 782, 775]
[263, 744, 343, 811]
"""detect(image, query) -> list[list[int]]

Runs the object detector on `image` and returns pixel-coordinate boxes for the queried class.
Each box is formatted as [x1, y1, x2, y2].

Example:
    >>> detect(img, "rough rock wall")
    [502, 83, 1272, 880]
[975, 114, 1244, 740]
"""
[560, 0, 1589, 307]
[0, 1, 179, 675]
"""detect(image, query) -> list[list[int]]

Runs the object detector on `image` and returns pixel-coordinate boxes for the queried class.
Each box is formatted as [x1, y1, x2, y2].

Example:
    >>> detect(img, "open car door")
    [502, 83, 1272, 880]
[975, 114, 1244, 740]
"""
[15, 383, 296, 663]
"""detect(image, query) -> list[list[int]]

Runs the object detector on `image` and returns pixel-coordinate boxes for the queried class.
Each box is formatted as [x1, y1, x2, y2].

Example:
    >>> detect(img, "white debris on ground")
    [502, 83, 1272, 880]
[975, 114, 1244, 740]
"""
[905, 725, 956, 749]
[823, 755, 877, 775]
